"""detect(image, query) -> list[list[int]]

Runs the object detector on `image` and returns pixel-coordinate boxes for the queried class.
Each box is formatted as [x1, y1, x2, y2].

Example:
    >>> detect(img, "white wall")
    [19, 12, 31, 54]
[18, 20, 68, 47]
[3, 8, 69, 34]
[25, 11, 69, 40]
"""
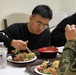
[0, 0, 60, 30]
[60, 0, 76, 15]
[0, 0, 76, 30]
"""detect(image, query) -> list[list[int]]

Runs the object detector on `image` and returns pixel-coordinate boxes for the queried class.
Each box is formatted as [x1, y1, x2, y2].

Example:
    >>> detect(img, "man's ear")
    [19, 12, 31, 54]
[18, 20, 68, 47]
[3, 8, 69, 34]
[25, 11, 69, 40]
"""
[30, 15, 33, 20]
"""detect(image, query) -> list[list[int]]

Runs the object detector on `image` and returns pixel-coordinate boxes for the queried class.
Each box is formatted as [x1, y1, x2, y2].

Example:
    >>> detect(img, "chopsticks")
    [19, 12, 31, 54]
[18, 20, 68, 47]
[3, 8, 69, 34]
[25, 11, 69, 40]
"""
[26, 47, 32, 53]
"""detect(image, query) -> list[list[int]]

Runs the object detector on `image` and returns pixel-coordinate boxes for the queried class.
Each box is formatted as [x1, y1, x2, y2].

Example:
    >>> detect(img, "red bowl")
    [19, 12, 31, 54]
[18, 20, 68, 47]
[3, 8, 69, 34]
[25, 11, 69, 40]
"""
[38, 47, 58, 58]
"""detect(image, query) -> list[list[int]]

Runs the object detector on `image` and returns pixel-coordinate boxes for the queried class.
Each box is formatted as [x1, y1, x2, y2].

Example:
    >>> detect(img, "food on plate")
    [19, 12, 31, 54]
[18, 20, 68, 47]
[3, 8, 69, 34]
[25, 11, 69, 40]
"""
[53, 60, 60, 68]
[36, 60, 60, 74]
[11, 50, 36, 61]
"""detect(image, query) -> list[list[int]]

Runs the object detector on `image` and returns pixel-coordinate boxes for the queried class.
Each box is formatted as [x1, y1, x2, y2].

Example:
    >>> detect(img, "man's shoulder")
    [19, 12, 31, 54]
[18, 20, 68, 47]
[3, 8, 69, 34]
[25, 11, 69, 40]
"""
[13, 23, 27, 25]
[5, 23, 27, 31]
[11, 23, 27, 27]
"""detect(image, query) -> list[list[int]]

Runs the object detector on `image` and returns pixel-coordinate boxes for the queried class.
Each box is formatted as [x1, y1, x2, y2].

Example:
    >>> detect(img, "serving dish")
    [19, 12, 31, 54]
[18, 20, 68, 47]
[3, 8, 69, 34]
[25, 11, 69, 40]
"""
[38, 47, 59, 58]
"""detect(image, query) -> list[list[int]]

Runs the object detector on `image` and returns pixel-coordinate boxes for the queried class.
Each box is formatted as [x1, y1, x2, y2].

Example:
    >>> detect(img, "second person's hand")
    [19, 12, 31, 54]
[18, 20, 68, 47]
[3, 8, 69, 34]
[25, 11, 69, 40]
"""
[65, 24, 76, 40]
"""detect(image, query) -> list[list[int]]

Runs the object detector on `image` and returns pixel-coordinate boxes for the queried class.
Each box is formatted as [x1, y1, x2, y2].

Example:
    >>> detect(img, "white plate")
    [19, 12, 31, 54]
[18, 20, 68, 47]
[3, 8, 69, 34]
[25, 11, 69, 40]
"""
[7, 55, 37, 63]
[57, 46, 64, 53]
[34, 65, 51, 75]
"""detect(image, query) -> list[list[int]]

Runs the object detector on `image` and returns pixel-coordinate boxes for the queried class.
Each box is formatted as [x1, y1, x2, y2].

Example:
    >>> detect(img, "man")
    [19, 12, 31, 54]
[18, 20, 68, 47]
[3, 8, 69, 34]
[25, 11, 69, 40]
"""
[57, 25, 76, 75]
[51, 13, 76, 47]
[0, 5, 52, 53]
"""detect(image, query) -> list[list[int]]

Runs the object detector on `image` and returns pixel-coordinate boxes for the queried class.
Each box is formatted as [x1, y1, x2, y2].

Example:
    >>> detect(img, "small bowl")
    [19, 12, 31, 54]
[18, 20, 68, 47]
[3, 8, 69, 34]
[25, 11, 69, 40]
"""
[38, 47, 58, 58]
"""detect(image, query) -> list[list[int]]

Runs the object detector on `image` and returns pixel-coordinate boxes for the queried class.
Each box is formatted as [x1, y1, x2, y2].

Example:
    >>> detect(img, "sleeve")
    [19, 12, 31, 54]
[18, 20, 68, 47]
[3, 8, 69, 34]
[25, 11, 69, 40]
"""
[0, 23, 19, 47]
[64, 58, 76, 75]
[50, 13, 76, 47]
[69, 13, 76, 24]
[0, 31, 13, 47]
[57, 40, 76, 75]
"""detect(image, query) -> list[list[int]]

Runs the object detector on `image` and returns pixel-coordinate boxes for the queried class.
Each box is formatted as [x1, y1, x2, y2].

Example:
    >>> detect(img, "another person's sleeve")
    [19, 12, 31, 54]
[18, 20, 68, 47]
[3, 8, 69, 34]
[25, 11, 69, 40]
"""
[57, 40, 76, 75]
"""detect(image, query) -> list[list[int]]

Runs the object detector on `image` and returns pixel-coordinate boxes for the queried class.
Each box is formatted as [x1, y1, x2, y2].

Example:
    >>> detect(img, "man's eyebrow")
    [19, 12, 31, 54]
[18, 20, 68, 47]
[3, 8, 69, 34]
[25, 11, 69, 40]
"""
[37, 21, 48, 25]
[37, 20, 42, 23]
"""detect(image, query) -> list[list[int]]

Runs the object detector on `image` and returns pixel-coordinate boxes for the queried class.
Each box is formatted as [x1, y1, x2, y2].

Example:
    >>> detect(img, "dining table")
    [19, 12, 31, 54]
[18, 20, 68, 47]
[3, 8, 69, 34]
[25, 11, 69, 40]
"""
[0, 46, 64, 75]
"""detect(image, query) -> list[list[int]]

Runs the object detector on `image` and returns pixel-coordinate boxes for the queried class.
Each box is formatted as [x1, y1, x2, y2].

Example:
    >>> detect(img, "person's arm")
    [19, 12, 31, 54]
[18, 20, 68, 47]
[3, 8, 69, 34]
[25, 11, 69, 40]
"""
[51, 13, 76, 47]
[64, 55, 76, 75]
[0, 23, 28, 50]
[57, 25, 76, 75]
[57, 40, 76, 75]
[0, 31, 13, 47]
[51, 18, 69, 46]
[0, 23, 20, 47]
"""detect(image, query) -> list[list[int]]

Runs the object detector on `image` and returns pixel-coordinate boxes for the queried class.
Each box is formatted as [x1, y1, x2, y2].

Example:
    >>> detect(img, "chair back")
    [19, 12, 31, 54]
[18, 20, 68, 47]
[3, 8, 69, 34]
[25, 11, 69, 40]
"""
[49, 11, 68, 32]
[4, 13, 30, 29]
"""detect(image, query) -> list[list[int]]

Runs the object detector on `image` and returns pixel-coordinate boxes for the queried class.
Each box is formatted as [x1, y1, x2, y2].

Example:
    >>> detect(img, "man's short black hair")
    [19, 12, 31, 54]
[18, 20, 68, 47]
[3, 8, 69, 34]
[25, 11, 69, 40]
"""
[32, 5, 53, 20]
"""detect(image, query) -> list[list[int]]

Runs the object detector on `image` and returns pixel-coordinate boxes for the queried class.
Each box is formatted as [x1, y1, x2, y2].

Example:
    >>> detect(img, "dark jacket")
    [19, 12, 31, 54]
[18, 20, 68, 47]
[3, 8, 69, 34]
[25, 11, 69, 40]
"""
[51, 13, 76, 47]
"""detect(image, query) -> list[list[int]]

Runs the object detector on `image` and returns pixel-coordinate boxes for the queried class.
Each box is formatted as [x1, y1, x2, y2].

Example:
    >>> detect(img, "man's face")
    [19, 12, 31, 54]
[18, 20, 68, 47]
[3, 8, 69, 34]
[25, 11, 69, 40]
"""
[28, 14, 50, 35]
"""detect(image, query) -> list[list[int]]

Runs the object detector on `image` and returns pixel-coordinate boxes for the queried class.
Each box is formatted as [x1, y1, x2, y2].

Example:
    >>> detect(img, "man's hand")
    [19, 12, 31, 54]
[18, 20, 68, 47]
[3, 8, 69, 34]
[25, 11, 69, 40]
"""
[11, 40, 28, 50]
[65, 24, 76, 40]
